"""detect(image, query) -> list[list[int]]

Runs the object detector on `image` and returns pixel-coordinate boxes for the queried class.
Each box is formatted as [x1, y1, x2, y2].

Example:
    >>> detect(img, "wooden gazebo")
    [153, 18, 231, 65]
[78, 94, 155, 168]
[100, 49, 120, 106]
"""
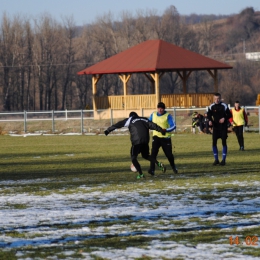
[77, 39, 232, 110]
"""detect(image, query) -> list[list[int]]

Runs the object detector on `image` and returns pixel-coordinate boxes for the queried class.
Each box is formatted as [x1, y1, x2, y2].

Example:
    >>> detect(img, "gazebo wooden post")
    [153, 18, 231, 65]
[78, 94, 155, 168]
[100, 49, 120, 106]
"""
[155, 72, 160, 103]
[150, 72, 160, 104]
[207, 69, 218, 92]
[92, 74, 102, 111]
[119, 74, 131, 111]
[183, 71, 187, 94]
[214, 69, 218, 92]
[144, 73, 155, 94]
[177, 70, 192, 94]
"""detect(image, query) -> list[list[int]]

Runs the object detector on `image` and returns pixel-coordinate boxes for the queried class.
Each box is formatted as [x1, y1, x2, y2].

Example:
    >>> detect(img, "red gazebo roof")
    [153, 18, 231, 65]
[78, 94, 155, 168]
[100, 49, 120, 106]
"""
[77, 39, 232, 75]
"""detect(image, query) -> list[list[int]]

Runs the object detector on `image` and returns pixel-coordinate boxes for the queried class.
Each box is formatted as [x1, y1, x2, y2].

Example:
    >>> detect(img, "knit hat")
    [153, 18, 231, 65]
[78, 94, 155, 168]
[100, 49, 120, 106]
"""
[157, 102, 165, 109]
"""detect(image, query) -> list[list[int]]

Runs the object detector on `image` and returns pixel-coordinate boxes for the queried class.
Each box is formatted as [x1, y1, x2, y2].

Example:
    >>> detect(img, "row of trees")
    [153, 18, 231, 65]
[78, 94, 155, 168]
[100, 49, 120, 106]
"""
[0, 13, 82, 111]
[0, 6, 260, 111]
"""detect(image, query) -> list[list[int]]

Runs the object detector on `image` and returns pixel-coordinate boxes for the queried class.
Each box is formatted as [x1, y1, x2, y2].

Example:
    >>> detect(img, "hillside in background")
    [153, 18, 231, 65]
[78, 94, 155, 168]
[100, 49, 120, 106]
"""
[190, 8, 260, 55]
[192, 7, 260, 105]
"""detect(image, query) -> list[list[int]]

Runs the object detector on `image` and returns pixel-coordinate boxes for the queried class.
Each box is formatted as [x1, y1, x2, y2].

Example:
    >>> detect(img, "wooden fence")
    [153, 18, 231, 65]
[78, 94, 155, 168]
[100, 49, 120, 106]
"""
[94, 93, 214, 109]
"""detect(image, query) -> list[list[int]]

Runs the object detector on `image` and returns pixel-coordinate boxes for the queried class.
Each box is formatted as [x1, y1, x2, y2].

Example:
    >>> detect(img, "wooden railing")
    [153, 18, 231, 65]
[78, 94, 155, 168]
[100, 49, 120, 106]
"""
[95, 94, 156, 109]
[161, 93, 213, 108]
[94, 93, 214, 109]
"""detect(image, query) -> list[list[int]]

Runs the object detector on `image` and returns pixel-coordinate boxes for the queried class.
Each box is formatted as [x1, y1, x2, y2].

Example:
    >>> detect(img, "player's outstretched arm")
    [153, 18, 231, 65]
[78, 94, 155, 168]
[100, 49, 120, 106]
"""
[104, 118, 128, 136]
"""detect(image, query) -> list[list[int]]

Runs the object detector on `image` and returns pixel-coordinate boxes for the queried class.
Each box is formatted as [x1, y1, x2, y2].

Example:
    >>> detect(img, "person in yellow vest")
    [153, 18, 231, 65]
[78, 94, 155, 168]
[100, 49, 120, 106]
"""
[229, 101, 248, 151]
[148, 102, 178, 175]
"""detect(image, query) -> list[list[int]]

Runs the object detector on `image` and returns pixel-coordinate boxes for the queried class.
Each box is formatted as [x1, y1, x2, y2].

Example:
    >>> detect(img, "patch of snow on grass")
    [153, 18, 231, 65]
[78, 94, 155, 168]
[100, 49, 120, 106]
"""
[0, 180, 259, 259]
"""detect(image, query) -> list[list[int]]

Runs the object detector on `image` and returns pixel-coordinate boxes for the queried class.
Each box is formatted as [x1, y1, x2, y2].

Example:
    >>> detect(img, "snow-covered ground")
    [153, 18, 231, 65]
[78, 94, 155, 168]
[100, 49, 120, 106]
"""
[0, 178, 260, 259]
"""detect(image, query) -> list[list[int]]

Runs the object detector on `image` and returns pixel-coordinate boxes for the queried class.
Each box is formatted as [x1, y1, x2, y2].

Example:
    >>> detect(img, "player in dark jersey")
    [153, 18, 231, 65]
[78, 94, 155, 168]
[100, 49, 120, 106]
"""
[207, 93, 232, 166]
[104, 112, 166, 179]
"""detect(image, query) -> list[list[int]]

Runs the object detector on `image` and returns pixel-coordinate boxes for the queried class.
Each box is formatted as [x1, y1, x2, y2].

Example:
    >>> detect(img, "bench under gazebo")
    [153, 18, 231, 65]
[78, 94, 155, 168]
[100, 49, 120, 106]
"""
[78, 39, 232, 113]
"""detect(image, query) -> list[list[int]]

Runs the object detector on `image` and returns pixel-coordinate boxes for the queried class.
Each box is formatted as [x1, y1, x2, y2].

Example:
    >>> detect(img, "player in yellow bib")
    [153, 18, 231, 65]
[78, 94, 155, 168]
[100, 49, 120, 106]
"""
[148, 102, 178, 175]
[229, 101, 248, 151]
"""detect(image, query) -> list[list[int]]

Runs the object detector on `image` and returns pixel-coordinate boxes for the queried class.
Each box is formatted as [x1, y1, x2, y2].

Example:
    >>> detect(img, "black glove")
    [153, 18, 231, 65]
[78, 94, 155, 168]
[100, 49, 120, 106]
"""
[245, 122, 248, 127]
[104, 130, 109, 136]
[161, 129, 166, 135]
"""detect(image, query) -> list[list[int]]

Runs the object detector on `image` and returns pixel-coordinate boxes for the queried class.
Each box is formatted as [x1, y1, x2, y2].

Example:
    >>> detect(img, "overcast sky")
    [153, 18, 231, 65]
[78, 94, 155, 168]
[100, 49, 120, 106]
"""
[1, 0, 259, 25]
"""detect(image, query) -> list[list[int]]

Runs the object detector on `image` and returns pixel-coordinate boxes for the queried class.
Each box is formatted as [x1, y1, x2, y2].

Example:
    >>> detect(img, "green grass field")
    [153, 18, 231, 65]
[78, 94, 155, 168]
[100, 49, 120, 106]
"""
[0, 132, 260, 259]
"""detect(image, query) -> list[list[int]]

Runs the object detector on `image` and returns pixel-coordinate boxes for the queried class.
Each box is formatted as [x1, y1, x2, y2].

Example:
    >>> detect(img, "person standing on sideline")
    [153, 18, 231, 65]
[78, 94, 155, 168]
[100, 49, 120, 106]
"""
[207, 93, 232, 166]
[148, 102, 178, 175]
[104, 112, 166, 179]
[229, 101, 248, 151]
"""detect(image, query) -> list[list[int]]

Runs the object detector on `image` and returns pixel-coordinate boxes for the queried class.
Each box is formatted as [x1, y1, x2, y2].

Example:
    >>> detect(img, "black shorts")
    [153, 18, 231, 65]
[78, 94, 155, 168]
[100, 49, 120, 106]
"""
[213, 129, 228, 140]
[131, 143, 149, 158]
[212, 128, 228, 146]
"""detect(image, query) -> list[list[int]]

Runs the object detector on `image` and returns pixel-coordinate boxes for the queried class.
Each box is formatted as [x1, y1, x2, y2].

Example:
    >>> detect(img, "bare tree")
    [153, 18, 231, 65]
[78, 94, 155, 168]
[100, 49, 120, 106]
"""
[0, 14, 16, 110]
[33, 15, 61, 110]
[160, 5, 182, 45]
[74, 25, 99, 109]
[59, 16, 78, 109]
[199, 19, 217, 55]
[24, 20, 34, 110]
[118, 11, 137, 49]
